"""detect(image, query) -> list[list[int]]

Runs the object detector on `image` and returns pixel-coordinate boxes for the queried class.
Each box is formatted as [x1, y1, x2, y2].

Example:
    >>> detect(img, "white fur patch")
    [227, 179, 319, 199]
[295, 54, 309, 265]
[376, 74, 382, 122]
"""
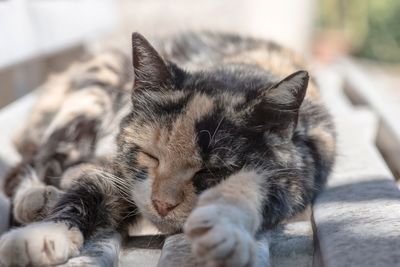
[0, 222, 83, 267]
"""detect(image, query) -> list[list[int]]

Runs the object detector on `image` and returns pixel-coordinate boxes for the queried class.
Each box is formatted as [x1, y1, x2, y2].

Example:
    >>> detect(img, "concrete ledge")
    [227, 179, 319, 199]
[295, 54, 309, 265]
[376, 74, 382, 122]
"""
[119, 236, 164, 267]
[312, 109, 400, 267]
[0, 193, 9, 235]
[314, 64, 354, 116]
[268, 221, 313, 267]
[340, 59, 400, 178]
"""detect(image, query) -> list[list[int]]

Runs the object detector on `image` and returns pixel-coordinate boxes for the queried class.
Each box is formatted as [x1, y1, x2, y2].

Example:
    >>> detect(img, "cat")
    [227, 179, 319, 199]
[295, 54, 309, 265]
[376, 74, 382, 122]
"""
[0, 32, 335, 267]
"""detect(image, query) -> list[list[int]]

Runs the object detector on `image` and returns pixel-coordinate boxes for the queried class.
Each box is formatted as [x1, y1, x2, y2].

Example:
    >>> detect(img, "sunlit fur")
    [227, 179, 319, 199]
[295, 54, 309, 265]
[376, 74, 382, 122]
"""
[1, 32, 335, 266]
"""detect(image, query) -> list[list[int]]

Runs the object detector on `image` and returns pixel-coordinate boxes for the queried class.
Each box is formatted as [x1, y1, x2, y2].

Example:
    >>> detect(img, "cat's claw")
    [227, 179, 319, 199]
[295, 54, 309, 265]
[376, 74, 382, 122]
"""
[184, 205, 257, 267]
[0, 222, 83, 267]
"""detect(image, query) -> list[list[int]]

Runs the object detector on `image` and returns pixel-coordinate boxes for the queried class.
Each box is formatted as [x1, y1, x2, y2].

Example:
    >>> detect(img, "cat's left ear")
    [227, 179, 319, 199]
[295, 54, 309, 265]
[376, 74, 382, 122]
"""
[131, 32, 172, 89]
[264, 70, 309, 110]
[248, 70, 309, 142]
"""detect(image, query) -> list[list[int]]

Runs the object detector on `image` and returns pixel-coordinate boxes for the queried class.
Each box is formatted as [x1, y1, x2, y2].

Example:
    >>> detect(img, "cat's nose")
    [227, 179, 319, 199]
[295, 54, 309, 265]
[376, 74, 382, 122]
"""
[152, 199, 179, 217]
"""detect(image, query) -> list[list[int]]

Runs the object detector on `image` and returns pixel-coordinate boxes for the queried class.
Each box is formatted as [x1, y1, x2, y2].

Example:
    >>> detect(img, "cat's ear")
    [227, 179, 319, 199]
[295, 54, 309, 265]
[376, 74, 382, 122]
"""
[131, 32, 172, 89]
[248, 70, 309, 142]
[264, 70, 309, 110]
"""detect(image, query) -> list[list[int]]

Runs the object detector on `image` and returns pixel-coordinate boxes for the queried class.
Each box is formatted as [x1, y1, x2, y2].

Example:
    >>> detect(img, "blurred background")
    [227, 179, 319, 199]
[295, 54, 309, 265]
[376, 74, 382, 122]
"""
[0, 0, 399, 107]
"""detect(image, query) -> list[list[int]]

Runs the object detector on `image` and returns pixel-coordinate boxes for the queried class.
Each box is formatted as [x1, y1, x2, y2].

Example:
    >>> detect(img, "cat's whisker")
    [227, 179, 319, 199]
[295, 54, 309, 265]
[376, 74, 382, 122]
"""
[212, 133, 230, 146]
[208, 117, 225, 148]
[213, 155, 234, 171]
[120, 209, 140, 221]
[211, 146, 235, 154]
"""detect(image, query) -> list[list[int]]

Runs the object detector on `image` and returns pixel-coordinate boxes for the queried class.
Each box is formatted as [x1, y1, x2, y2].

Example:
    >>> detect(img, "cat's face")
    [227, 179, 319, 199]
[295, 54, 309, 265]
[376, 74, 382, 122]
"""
[117, 33, 308, 232]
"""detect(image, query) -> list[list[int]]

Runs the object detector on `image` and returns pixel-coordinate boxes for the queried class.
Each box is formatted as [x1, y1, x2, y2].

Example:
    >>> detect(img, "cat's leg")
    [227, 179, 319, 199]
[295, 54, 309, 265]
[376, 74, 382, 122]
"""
[12, 170, 63, 224]
[184, 170, 268, 267]
[12, 161, 108, 225]
[0, 170, 135, 267]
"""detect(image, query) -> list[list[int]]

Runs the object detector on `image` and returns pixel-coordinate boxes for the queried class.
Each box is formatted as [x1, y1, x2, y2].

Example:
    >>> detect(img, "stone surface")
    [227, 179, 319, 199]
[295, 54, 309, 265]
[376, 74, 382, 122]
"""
[312, 108, 400, 267]
[268, 222, 313, 267]
[119, 235, 164, 267]
[0, 193, 9, 235]
[341, 59, 400, 180]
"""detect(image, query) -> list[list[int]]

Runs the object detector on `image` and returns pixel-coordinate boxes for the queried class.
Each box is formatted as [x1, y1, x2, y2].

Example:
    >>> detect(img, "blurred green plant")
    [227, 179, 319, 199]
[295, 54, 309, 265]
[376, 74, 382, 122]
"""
[317, 0, 400, 63]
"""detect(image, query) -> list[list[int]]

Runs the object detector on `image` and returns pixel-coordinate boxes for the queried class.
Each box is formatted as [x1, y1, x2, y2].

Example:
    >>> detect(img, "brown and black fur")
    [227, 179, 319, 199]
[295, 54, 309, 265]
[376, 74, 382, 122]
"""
[1, 32, 335, 266]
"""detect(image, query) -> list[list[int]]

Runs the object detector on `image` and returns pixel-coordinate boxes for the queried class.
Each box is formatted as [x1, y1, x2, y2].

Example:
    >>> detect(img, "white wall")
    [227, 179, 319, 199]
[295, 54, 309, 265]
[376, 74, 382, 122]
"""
[0, 0, 118, 69]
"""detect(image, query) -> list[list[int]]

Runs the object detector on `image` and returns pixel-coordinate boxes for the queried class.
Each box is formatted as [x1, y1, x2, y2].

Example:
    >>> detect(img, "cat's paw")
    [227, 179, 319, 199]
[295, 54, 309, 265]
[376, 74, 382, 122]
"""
[13, 185, 62, 224]
[0, 222, 83, 267]
[184, 205, 257, 267]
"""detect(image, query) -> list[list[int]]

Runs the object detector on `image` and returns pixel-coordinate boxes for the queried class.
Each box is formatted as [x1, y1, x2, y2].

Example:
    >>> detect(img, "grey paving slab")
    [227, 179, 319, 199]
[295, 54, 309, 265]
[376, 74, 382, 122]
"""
[312, 109, 400, 267]
[0, 193, 9, 235]
[120, 248, 162, 267]
[339, 59, 400, 179]
[268, 221, 313, 267]
[119, 235, 164, 267]
[314, 64, 354, 116]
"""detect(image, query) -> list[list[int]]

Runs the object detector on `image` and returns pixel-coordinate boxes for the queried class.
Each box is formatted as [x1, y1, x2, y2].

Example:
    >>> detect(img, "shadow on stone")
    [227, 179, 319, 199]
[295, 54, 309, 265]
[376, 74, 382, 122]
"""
[318, 178, 400, 203]
[314, 218, 400, 266]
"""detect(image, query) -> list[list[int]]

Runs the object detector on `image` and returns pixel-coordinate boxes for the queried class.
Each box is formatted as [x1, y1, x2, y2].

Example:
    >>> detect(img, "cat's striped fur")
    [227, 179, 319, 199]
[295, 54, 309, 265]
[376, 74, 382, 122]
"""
[0, 32, 335, 267]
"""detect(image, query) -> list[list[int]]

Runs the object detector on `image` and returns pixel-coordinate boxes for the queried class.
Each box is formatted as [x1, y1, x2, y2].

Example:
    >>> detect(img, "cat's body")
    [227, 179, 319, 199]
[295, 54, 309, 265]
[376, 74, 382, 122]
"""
[0, 32, 335, 267]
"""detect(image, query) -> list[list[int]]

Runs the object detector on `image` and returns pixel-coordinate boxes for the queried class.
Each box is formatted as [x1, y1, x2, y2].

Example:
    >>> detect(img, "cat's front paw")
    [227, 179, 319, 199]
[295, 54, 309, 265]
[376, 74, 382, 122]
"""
[184, 205, 257, 267]
[13, 185, 63, 224]
[0, 222, 83, 267]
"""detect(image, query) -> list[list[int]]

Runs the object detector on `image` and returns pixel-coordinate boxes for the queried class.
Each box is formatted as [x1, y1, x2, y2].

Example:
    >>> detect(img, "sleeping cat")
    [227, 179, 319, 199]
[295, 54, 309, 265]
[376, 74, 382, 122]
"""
[0, 32, 335, 267]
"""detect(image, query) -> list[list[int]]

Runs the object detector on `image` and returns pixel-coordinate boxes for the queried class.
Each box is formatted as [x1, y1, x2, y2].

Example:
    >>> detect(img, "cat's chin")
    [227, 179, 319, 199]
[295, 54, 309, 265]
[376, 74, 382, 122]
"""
[144, 213, 184, 234]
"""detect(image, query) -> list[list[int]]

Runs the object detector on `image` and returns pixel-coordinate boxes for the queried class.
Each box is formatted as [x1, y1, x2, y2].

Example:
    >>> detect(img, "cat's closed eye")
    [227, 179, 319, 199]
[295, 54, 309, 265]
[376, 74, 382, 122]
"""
[194, 168, 209, 176]
[194, 167, 223, 176]
[138, 150, 159, 168]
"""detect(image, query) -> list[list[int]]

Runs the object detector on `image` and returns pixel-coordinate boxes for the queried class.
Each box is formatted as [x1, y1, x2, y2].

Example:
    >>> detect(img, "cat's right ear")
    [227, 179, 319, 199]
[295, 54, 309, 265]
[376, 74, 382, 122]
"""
[131, 32, 172, 89]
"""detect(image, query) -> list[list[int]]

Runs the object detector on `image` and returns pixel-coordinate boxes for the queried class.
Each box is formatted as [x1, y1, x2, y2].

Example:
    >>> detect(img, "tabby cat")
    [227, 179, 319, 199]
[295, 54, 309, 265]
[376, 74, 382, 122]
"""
[0, 32, 335, 267]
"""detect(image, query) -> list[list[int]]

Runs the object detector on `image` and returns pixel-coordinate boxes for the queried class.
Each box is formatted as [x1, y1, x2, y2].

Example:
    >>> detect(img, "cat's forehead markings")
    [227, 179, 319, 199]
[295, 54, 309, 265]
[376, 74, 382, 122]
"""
[185, 94, 214, 120]
[167, 94, 214, 147]
[157, 94, 214, 164]
[123, 123, 159, 147]
[136, 90, 187, 106]
[124, 94, 214, 154]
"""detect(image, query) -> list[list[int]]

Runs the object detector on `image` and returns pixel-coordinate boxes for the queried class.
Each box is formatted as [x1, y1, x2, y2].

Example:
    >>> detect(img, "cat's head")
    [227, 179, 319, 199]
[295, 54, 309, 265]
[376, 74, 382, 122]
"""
[117, 33, 309, 232]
